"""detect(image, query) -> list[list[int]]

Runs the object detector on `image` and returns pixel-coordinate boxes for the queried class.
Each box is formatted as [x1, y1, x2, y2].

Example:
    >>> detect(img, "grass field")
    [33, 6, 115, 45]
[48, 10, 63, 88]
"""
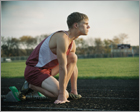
[1, 57, 139, 79]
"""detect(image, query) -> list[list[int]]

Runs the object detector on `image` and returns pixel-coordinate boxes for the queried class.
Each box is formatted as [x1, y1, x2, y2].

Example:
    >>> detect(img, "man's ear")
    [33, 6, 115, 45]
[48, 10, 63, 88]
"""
[73, 23, 78, 28]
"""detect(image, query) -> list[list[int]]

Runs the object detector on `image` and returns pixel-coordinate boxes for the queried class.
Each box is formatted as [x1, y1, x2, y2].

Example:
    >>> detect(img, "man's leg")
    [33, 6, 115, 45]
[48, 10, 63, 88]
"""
[70, 65, 78, 95]
[51, 52, 79, 95]
[65, 52, 78, 93]
[64, 52, 81, 99]
[19, 66, 69, 100]
[29, 76, 69, 99]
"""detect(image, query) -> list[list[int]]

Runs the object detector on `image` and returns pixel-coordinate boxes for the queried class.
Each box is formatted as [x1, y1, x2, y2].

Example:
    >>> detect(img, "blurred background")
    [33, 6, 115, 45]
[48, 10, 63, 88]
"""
[1, 1, 139, 62]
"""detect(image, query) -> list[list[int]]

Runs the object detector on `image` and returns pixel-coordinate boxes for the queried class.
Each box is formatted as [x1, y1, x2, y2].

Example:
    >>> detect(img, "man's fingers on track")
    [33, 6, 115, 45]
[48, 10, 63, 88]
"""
[66, 100, 70, 102]
[54, 100, 64, 104]
[54, 100, 70, 104]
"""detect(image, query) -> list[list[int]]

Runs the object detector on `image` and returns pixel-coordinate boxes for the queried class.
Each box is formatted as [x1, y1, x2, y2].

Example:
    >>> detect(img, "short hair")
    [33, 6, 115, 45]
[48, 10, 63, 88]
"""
[67, 12, 88, 29]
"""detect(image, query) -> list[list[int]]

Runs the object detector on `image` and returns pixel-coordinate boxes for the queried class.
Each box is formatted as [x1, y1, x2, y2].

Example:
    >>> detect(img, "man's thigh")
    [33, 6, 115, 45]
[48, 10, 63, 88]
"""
[51, 65, 59, 76]
[41, 76, 59, 97]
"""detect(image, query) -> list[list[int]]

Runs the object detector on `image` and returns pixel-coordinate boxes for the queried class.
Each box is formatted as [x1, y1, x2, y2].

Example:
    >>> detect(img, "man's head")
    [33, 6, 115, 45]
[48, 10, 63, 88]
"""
[67, 12, 89, 29]
[67, 12, 90, 35]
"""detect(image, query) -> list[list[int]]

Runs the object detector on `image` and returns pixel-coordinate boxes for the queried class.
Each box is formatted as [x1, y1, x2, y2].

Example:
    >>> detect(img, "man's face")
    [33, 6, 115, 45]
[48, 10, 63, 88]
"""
[77, 19, 90, 35]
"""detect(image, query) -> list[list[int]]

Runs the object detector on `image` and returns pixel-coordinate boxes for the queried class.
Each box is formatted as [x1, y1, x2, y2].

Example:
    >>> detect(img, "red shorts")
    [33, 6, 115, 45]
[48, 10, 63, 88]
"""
[24, 65, 51, 87]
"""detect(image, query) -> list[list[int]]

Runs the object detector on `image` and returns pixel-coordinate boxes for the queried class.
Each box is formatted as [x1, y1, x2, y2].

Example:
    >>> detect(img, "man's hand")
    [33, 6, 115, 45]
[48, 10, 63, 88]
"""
[54, 93, 70, 104]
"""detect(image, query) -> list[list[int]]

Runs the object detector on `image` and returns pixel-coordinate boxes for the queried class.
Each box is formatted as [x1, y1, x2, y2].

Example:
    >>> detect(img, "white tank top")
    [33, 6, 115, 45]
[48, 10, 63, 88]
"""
[35, 31, 73, 68]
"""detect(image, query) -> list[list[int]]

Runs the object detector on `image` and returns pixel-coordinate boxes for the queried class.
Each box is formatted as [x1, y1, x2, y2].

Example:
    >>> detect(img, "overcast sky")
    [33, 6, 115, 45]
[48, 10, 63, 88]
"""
[1, 1, 139, 46]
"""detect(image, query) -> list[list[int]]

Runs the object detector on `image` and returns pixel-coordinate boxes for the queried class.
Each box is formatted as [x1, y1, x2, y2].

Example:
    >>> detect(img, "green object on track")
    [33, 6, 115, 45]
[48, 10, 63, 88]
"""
[9, 86, 21, 101]
[38, 92, 45, 97]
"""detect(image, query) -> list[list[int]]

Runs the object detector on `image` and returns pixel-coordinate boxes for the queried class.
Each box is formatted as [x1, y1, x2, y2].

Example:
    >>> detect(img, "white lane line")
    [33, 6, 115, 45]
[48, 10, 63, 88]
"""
[1, 95, 138, 100]
[1, 105, 100, 111]
[78, 89, 139, 91]
[1, 95, 48, 99]
[82, 97, 138, 100]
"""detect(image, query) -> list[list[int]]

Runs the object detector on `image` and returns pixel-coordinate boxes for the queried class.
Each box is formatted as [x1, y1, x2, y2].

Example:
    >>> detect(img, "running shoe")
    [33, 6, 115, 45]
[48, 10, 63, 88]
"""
[19, 81, 33, 100]
[68, 93, 82, 100]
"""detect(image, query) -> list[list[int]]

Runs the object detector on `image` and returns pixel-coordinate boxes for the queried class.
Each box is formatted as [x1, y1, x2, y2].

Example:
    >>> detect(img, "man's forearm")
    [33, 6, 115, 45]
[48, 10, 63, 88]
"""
[59, 67, 67, 94]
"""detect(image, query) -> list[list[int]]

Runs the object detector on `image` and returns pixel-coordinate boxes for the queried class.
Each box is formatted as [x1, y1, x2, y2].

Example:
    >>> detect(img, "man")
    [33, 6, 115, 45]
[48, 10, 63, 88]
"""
[19, 12, 90, 104]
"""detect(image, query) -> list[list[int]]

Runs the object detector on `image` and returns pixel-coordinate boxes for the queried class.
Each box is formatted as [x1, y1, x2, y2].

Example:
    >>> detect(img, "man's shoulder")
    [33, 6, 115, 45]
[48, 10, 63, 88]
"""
[54, 31, 68, 38]
[52, 31, 68, 42]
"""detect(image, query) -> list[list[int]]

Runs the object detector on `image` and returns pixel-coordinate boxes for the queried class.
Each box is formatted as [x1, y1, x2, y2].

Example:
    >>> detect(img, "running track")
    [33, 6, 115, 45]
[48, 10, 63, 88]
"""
[1, 78, 139, 111]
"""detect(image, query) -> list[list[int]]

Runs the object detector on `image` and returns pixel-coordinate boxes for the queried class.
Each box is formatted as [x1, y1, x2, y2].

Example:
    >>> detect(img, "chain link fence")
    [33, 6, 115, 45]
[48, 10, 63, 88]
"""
[1, 56, 29, 62]
[1, 53, 138, 63]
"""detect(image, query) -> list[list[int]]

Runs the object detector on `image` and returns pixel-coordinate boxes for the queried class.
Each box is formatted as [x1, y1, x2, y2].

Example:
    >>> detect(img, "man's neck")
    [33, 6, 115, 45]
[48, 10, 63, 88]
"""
[67, 29, 80, 42]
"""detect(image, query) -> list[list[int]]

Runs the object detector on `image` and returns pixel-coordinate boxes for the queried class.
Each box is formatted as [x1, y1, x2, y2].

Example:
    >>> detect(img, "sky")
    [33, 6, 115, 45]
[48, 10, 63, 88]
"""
[1, 1, 139, 46]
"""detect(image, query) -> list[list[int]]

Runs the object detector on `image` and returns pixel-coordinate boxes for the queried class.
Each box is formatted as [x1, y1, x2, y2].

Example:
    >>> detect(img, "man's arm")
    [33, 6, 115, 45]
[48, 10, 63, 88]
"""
[70, 40, 76, 53]
[54, 33, 69, 103]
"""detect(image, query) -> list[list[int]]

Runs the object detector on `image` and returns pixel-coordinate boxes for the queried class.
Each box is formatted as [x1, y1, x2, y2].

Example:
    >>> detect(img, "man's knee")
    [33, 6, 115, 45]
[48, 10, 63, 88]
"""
[68, 52, 77, 63]
[29, 84, 34, 89]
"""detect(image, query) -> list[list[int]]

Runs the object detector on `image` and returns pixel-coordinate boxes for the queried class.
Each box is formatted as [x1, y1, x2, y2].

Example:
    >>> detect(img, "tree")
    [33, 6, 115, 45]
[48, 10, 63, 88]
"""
[94, 38, 104, 54]
[112, 33, 129, 48]
[1, 37, 20, 57]
[19, 36, 37, 55]
[75, 38, 83, 48]
[113, 36, 121, 44]
[1, 36, 7, 46]
[110, 33, 129, 57]
[1, 37, 13, 57]
[103, 39, 111, 54]
[75, 38, 88, 55]
[35, 34, 49, 44]
[86, 37, 95, 47]
[10, 38, 20, 56]
[118, 33, 128, 44]
[19, 36, 37, 49]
